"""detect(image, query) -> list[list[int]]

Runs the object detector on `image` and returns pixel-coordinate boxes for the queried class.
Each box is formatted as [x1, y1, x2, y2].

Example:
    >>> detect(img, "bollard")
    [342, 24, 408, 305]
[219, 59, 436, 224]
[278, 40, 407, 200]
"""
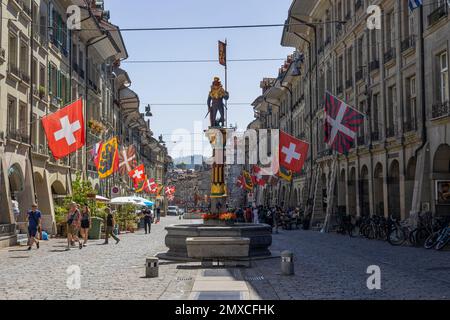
[145, 257, 159, 278]
[281, 251, 294, 276]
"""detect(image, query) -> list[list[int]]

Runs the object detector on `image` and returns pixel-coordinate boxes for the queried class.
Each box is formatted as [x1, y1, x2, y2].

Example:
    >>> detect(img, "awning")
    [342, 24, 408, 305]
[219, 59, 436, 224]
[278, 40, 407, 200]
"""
[120, 87, 139, 115]
[100, 21, 129, 61]
[114, 67, 131, 88]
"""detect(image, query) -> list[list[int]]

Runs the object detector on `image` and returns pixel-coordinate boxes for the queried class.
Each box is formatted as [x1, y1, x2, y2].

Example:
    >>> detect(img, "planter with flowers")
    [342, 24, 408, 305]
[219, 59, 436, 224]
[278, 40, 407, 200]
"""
[202, 213, 236, 226]
[88, 119, 106, 136]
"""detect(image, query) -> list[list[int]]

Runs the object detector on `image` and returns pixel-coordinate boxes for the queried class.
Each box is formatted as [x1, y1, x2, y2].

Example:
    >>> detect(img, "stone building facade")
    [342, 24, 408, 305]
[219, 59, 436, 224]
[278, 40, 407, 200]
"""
[252, 0, 449, 228]
[0, 0, 170, 247]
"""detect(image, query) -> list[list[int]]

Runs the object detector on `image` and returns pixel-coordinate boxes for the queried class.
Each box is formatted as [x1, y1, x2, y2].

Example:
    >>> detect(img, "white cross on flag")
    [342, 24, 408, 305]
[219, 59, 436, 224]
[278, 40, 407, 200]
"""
[41, 99, 85, 160]
[128, 164, 146, 187]
[279, 130, 309, 173]
[324, 92, 364, 154]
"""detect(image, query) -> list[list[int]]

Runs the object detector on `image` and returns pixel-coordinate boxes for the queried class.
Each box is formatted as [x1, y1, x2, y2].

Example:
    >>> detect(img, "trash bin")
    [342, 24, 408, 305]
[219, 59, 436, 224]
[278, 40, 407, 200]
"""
[145, 257, 159, 278]
[89, 217, 103, 240]
[281, 251, 294, 276]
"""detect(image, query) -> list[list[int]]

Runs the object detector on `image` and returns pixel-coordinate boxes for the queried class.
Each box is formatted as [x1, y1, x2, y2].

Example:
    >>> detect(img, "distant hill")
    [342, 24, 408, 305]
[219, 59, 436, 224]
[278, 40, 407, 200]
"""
[173, 155, 204, 169]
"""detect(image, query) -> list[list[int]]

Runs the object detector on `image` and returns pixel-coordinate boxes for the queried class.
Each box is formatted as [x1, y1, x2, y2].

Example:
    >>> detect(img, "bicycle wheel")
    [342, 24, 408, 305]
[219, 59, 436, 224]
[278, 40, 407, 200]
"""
[424, 232, 440, 250]
[435, 233, 450, 251]
[411, 228, 429, 247]
[388, 227, 406, 246]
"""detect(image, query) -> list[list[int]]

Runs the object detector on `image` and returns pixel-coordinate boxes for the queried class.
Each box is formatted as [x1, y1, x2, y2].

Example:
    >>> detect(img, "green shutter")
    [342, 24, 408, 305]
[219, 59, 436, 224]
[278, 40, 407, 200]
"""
[48, 63, 52, 95]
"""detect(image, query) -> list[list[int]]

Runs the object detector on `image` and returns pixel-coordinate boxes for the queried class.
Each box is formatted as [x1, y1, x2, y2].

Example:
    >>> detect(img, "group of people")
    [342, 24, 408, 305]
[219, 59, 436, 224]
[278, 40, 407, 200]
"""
[25, 202, 121, 251]
[25, 201, 164, 251]
[234, 206, 309, 233]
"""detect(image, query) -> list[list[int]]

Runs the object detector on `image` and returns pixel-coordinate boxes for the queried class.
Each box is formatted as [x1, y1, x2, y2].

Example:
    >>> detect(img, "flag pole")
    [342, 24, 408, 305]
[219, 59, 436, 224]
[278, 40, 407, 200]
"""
[224, 39, 228, 128]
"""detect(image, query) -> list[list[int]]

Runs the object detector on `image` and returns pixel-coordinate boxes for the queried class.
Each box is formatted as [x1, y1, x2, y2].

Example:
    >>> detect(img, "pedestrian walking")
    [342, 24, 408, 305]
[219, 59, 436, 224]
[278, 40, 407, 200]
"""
[156, 207, 161, 224]
[273, 207, 282, 234]
[26, 204, 41, 251]
[80, 204, 91, 247]
[104, 208, 120, 245]
[66, 202, 83, 250]
[143, 208, 153, 234]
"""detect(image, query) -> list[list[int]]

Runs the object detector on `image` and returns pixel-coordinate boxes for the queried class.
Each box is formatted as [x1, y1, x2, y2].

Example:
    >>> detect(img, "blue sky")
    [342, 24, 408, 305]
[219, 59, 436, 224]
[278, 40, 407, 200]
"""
[105, 0, 293, 158]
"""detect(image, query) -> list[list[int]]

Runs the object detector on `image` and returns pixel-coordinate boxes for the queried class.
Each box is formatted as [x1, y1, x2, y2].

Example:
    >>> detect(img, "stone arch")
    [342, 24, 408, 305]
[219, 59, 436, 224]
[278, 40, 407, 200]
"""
[360, 165, 370, 217]
[51, 180, 67, 206]
[388, 160, 401, 219]
[433, 144, 450, 215]
[373, 163, 384, 216]
[8, 163, 24, 196]
[433, 144, 450, 173]
[405, 157, 417, 217]
[348, 167, 357, 216]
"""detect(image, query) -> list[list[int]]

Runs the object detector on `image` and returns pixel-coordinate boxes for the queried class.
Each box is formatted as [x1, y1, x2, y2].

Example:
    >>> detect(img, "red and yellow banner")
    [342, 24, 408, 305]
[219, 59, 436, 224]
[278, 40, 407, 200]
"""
[98, 137, 119, 179]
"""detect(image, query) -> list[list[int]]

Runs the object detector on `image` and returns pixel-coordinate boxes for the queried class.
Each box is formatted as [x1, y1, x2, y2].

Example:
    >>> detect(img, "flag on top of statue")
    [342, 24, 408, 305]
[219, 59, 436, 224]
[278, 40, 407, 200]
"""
[41, 98, 85, 160]
[324, 92, 364, 155]
[279, 130, 309, 173]
[118, 145, 137, 176]
[128, 164, 146, 187]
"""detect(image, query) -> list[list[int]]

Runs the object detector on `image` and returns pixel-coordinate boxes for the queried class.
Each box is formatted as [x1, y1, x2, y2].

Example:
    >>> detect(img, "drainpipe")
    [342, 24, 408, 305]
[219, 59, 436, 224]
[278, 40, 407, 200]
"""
[29, 3, 37, 204]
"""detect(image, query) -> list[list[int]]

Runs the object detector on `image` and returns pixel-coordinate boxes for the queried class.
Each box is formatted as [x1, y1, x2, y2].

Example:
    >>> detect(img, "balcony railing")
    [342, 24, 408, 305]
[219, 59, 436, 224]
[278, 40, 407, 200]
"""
[384, 47, 395, 63]
[346, 78, 353, 89]
[428, 4, 448, 26]
[7, 129, 28, 143]
[403, 120, 417, 132]
[357, 136, 365, 146]
[355, 69, 364, 82]
[401, 36, 416, 53]
[371, 131, 381, 142]
[20, 71, 30, 84]
[369, 59, 380, 72]
[386, 127, 396, 138]
[317, 149, 332, 158]
[7, 63, 20, 78]
[431, 101, 450, 119]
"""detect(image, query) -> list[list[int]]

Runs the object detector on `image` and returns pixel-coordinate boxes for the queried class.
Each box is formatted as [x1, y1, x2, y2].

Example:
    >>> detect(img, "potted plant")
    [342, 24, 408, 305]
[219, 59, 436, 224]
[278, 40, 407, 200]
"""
[38, 86, 46, 99]
[219, 213, 237, 226]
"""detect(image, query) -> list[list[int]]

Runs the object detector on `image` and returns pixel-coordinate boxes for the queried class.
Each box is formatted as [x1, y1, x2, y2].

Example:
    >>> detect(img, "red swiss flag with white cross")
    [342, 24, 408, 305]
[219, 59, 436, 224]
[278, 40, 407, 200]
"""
[128, 164, 146, 187]
[279, 130, 309, 173]
[41, 99, 85, 160]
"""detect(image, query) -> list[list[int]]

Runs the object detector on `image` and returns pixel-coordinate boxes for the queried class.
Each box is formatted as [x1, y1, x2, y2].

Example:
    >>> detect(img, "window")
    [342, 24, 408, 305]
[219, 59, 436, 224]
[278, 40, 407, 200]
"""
[8, 33, 18, 70]
[32, 113, 38, 148]
[388, 86, 397, 134]
[19, 40, 29, 76]
[32, 58, 38, 87]
[372, 93, 380, 134]
[439, 51, 449, 103]
[404, 76, 417, 129]
[7, 98, 17, 136]
[19, 103, 28, 138]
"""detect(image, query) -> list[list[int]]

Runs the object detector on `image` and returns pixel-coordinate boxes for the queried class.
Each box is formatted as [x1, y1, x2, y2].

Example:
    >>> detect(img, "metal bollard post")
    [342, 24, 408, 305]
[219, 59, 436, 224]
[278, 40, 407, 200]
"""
[281, 251, 294, 276]
[145, 257, 159, 278]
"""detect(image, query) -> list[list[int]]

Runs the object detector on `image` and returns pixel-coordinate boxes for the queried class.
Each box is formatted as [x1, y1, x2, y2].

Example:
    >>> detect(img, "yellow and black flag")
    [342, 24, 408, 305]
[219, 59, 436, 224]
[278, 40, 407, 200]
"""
[218, 40, 227, 67]
[278, 166, 293, 182]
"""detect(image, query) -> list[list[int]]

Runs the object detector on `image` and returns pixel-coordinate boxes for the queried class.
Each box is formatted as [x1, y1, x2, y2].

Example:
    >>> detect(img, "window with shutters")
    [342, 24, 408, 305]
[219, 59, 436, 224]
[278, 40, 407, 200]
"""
[439, 51, 449, 103]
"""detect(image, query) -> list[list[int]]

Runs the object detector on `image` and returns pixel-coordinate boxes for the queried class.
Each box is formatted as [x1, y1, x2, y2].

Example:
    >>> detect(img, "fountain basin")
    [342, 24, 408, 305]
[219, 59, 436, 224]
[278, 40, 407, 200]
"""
[159, 223, 273, 260]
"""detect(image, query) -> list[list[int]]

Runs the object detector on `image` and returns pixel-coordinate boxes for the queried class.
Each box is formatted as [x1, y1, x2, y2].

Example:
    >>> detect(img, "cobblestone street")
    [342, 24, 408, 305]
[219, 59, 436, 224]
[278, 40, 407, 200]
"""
[0, 217, 449, 300]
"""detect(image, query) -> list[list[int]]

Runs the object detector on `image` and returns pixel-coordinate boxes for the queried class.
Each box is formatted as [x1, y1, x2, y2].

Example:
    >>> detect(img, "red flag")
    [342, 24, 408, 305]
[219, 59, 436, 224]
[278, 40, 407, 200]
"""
[279, 130, 309, 173]
[128, 164, 146, 187]
[325, 92, 364, 154]
[252, 165, 267, 186]
[41, 99, 85, 160]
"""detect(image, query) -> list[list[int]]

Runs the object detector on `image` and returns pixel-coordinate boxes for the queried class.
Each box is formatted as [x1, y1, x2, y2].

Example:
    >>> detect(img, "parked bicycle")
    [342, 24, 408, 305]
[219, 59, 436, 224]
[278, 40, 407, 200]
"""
[424, 219, 450, 251]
